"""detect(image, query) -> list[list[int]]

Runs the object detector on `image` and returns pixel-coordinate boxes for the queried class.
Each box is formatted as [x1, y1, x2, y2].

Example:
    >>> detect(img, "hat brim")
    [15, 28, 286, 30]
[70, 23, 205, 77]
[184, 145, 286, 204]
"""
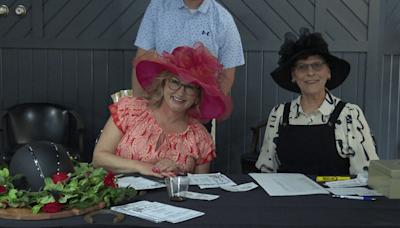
[136, 60, 231, 120]
[271, 52, 350, 93]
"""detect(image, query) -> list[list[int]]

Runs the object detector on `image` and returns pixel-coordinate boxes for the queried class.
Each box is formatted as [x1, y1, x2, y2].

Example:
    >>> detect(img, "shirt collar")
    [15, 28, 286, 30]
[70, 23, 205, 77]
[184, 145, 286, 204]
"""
[175, 0, 211, 14]
[319, 89, 336, 115]
[294, 89, 336, 116]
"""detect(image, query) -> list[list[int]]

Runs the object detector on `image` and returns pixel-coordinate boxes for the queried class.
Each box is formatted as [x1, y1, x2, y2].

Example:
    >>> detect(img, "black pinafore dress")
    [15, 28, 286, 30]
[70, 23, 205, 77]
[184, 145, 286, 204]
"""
[276, 101, 350, 175]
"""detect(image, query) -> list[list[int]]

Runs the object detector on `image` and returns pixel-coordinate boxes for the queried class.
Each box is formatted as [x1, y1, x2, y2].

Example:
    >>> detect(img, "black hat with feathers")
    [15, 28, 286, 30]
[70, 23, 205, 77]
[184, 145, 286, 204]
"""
[271, 28, 350, 93]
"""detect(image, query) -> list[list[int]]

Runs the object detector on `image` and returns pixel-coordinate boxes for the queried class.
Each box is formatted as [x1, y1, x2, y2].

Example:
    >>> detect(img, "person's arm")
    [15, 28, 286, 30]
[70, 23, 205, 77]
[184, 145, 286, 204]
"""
[336, 104, 379, 175]
[255, 105, 283, 173]
[216, 9, 243, 96]
[131, 47, 148, 97]
[191, 127, 216, 174]
[93, 116, 164, 177]
[193, 162, 210, 174]
[221, 67, 236, 95]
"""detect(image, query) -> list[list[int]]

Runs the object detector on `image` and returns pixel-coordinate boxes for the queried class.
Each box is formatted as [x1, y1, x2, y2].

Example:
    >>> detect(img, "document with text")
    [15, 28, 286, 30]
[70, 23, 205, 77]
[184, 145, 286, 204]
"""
[111, 200, 204, 223]
[249, 173, 330, 196]
[117, 176, 166, 190]
[187, 173, 236, 189]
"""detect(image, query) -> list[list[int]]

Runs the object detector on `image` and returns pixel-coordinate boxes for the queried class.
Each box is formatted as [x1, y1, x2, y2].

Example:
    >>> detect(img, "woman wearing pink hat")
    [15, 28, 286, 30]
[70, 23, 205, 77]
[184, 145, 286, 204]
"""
[93, 42, 232, 177]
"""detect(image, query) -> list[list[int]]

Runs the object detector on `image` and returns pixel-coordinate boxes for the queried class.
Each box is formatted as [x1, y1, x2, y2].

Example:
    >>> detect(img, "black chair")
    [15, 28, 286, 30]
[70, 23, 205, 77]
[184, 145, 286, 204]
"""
[0, 103, 84, 165]
[241, 119, 268, 174]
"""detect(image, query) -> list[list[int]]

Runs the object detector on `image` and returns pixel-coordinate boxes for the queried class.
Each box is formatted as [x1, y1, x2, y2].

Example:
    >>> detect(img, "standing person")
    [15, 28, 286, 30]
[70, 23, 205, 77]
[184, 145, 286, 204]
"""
[132, 0, 244, 98]
[93, 43, 233, 177]
[255, 28, 379, 175]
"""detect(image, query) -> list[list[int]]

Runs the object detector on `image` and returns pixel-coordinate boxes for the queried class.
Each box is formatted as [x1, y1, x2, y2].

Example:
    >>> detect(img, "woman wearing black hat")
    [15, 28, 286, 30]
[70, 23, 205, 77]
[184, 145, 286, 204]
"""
[255, 28, 379, 175]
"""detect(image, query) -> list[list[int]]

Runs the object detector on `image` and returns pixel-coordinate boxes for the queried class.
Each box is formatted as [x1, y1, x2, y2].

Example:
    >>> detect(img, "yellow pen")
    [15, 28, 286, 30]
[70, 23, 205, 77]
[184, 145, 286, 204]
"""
[316, 176, 351, 182]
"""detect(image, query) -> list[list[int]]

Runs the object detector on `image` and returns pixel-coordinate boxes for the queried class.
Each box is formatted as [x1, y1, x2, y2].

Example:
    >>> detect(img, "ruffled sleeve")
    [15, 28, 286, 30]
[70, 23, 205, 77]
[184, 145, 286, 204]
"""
[334, 103, 379, 175]
[109, 97, 148, 133]
[190, 120, 216, 166]
[255, 104, 284, 173]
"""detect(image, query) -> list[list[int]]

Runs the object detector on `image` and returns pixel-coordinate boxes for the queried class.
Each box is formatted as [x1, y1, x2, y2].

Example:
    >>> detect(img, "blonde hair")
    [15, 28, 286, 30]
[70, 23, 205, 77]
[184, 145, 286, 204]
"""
[143, 71, 203, 118]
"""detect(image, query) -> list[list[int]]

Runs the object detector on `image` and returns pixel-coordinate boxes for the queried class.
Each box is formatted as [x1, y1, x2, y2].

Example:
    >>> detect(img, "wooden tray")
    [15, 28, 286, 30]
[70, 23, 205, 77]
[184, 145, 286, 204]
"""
[0, 201, 106, 220]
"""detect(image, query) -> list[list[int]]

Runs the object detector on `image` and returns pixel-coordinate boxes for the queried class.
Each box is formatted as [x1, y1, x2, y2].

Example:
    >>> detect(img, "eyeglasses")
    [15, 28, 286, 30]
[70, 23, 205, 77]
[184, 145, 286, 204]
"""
[294, 61, 327, 73]
[168, 78, 199, 96]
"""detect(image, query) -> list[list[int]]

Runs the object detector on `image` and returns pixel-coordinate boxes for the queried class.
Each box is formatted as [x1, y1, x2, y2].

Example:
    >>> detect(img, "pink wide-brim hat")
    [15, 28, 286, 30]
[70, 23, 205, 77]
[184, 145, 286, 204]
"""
[132, 42, 233, 122]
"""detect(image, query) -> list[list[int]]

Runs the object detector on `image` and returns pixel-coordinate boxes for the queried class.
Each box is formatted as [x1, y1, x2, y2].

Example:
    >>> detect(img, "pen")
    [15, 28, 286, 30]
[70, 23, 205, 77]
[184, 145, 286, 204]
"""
[332, 195, 376, 201]
[316, 176, 350, 182]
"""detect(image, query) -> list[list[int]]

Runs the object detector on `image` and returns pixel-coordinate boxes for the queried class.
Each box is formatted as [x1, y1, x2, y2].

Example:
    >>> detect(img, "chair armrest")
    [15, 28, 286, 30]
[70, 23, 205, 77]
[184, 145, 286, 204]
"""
[0, 110, 7, 160]
[68, 110, 85, 160]
[249, 119, 268, 154]
[68, 110, 85, 130]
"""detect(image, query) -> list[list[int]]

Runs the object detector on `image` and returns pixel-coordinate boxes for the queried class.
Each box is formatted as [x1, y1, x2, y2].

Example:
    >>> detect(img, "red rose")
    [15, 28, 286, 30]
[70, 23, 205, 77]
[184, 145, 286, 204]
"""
[52, 172, 68, 185]
[41, 202, 63, 213]
[0, 185, 6, 193]
[102, 171, 116, 187]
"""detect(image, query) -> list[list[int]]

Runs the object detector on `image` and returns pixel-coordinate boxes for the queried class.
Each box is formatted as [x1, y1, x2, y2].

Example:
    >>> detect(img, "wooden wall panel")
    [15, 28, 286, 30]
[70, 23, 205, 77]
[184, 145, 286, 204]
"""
[378, 55, 400, 159]
[0, 0, 32, 38]
[32, 49, 48, 101]
[16, 49, 32, 104]
[1, 49, 18, 108]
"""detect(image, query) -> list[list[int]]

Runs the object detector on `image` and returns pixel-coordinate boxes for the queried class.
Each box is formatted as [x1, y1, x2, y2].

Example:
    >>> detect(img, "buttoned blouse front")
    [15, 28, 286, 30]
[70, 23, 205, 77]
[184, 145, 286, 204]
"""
[255, 90, 379, 175]
[134, 0, 244, 69]
[109, 97, 216, 174]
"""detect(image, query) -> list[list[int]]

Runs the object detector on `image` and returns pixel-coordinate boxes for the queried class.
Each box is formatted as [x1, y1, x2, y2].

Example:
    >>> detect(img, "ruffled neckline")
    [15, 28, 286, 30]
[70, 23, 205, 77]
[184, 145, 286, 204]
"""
[148, 108, 192, 137]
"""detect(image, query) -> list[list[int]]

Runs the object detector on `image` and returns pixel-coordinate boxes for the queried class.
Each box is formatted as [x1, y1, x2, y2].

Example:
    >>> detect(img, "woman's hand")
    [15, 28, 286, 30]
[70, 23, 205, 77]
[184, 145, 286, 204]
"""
[153, 159, 179, 177]
[136, 162, 166, 178]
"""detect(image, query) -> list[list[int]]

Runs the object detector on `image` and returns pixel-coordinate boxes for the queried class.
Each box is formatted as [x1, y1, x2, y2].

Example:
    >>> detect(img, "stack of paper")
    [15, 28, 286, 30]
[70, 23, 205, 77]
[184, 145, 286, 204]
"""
[187, 173, 236, 189]
[220, 182, 258, 192]
[111, 200, 204, 223]
[249, 173, 330, 196]
[322, 173, 383, 196]
[185, 191, 220, 201]
[117, 176, 166, 190]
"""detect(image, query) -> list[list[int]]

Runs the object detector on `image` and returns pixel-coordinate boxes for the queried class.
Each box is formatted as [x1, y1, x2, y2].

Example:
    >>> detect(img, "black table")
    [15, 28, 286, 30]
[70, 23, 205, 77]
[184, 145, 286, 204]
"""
[1, 175, 400, 228]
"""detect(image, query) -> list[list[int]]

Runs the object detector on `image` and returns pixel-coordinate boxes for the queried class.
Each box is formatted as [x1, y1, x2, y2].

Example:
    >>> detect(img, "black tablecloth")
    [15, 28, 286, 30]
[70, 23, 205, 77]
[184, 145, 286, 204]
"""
[1, 174, 400, 228]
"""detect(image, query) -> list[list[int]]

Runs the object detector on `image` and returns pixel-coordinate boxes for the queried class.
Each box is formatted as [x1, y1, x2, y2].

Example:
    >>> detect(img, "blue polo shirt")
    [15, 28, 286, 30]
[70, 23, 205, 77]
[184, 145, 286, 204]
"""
[134, 0, 245, 69]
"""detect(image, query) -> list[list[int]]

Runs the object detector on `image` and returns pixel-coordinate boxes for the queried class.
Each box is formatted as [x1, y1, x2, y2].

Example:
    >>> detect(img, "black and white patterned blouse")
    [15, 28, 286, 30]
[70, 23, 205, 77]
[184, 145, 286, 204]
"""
[255, 90, 379, 175]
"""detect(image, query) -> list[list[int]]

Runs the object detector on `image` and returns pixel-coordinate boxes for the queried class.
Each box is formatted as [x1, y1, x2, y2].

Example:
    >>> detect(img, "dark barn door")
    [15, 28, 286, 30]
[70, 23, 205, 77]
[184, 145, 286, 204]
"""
[1, 0, 399, 173]
[0, 0, 148, 162]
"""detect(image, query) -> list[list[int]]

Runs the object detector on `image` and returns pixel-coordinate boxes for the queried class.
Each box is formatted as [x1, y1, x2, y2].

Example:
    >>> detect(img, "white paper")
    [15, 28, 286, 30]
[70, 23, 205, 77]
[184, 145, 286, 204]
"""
[326, 187, 383, 196]
[187, 173, 236, 189]
[324, 173, 368, 188]
[220, 182, 259, 192]
[117, 176, 166, 190]
[111, 200, 204, 224]
[141, 202, 204, 224]
[111, 200, 165, 223]
[249, 173, 330, 196]
[185, 191, 220, 201]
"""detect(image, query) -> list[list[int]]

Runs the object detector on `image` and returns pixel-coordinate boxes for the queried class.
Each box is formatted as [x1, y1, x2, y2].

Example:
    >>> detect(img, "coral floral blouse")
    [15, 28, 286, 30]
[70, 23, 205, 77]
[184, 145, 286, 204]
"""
[109, 97, 216, 174]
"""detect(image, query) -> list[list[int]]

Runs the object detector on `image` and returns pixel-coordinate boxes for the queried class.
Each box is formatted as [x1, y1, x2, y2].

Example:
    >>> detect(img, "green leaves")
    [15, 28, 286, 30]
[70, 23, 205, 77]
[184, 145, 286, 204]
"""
[0, 167, 9, 178]
[0, 165, 28, 208]
[0, 161, 137, 214]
